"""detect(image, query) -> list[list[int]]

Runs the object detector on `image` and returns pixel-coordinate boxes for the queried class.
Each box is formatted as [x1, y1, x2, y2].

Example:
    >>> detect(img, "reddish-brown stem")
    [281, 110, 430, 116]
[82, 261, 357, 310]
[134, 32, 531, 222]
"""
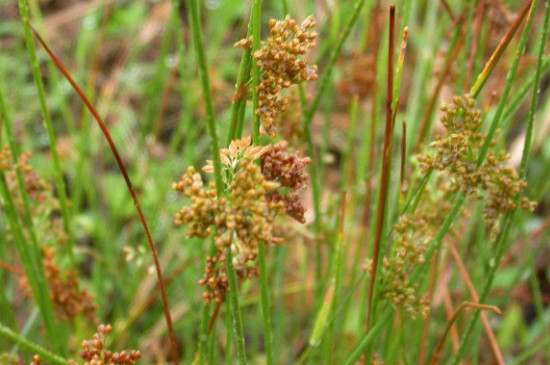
[448, 242, 504, 365]
[430, 302, 502, 365]
[416, 23, 465, 152]
[464, 0, 486, 92]
[366, 4, 395, 332]
[30, 26, 180, 364]
[418, 250, 439, 365]
[468, 0, 533, 97]
[441, 285, 460, 352]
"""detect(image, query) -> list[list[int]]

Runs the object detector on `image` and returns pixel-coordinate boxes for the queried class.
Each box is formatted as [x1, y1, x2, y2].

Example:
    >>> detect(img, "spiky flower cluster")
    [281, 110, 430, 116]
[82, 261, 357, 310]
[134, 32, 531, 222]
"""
[174, 137, 290, 304]
[70, 324, 141, 365]
[243, 15, 318, 136]
[417, 95, 535, 237]
[261, 141, 311, 223]
[20, 246, 96, 322]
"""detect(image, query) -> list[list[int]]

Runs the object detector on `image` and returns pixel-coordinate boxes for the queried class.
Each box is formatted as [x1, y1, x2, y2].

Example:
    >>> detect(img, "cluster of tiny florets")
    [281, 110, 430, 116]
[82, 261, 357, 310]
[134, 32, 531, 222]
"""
[20, 246, 96, 322]
[245, 15, 318, 136]
[364, 191, 464, 319]
[173, 137, 288, 304]
[72, 324, 141, 365]
[417, 95, 535, 237]
[261, 141, 311, 223]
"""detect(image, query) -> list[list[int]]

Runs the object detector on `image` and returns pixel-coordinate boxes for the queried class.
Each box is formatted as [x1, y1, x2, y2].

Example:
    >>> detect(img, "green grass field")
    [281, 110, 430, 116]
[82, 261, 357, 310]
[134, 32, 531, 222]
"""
[1, 0, 550, 363]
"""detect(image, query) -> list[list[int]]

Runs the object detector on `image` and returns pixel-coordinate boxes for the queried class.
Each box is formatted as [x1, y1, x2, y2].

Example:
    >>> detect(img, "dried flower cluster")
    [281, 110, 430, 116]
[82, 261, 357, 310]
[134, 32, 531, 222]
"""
[70, 324, 141, 365]
[237, 15, 318, 136]
[30, 355, 41, 365]
[417, 95, 535, 237]
[261, 141, 311, 223]
[20, 246, 96, 322]
[174, 137, 292, 303]
[364, 192, 460, 319]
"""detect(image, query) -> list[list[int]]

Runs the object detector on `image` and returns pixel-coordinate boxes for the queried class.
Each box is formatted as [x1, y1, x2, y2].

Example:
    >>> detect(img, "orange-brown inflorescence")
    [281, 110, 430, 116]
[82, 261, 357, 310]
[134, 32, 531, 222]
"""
[30, 355, 41, 365]
[71, 324, 141, 365]
[20, 246, 96, 322]
[174, 137, 296, 304]
[417, 95, 536, 237]
[261, 141, 311, 223]
[248, 15, 318, 137]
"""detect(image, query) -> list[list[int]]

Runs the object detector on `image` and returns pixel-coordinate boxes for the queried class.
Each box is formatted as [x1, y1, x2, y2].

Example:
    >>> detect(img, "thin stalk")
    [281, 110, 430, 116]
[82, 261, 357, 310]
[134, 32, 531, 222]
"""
[469, 0, 533, 97]
[257, 242, 274, 365]
[30, 27, 180, 364]
[252, 0, 262, 144]
[17, 0, 74, 265]
[250, 1, 274, 364]
[326, 192, 347, 363]
[418, 250, 440, 365]
[366, 4, 395, 332]
[225, 248, 247, 365]
[429, 302, 502, 365]
[448, 242, 504, 364]
[186, 0, 247, 363]
[0, 323, 69, 365]
[227, 5, 253, 146]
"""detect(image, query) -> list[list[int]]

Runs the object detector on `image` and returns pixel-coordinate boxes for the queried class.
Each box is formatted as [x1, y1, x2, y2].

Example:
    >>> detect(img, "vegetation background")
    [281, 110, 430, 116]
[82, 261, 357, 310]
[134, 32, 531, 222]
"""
[0, 0, 549, 364]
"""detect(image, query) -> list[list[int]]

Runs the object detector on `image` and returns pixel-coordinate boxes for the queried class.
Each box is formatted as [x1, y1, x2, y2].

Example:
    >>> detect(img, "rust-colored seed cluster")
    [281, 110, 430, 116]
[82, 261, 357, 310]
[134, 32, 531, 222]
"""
[20, 246, 96, 322]
[73, 324, 141, 365]
[417, 95, 535, 237]
[173, 137, 288, 304]
[30, 355, 41, 365]
[251, 15, 318, 136]
[261, 141, 311, 223]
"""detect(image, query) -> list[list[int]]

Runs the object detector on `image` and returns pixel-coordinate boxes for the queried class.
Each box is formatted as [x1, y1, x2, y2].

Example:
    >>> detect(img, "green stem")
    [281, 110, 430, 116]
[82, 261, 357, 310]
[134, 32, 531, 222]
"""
[258, 242, 274, 365]
[0, 323, 69, 365]
[17, 0, 74, 266]
[252, 0, 262, 144]
[226, 249, 248, 365]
